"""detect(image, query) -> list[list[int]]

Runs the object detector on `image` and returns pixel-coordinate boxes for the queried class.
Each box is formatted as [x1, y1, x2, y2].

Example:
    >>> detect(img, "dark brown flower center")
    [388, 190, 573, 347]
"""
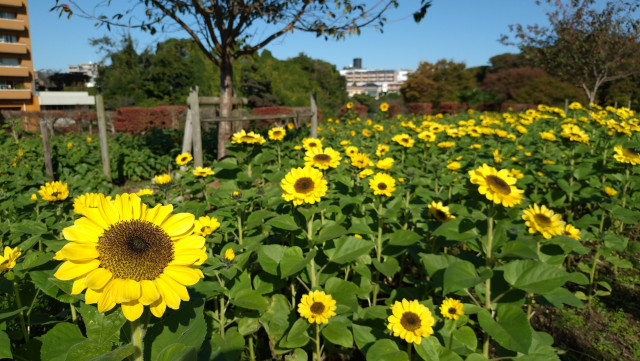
[97, 220, 174, 281]
[241, 136, 254, 141]
[534, 214, 552, 227]
[400, 312, 421, 332]
[435, 209, 447, 221]
[313, 154, 331, 162]
[51, 191, 60, 197]
[294, 177, 314, 193]
[273, 131, 282, 136]
[486, 175, 511, 195]
[622, 148, 639, 157]
[308, 142, 318, 148]
[310, 301, 325, 315]
[448, 307, 457, 315]
[378, 183, 388, 190]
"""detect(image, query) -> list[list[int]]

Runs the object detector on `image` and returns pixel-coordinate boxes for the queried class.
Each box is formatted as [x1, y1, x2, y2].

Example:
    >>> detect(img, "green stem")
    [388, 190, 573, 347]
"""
[307, 213, 317, 288]
[130, 319, 143, 361]
[219, 297, 226, 337]
[448, 330, 454, 351]
[588, 250, 599, 308]
[202, 180, 210, 210]
[314, 323, 322, 361]
[237, 212, 243, 245]
[407, 343, 413, 360]
[619, 167, 630, 232]
[372, 200, 384, 305]
[482, 212, 494, 358]
[277, 143, 282, 170]
[248, 335, 255, 361]
[70, 303, 77, 323]
[13, 281, 29, 342]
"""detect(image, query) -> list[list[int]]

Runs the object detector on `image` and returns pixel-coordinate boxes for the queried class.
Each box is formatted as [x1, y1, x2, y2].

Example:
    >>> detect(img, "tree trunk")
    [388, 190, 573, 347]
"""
[217, 57, 234, 159]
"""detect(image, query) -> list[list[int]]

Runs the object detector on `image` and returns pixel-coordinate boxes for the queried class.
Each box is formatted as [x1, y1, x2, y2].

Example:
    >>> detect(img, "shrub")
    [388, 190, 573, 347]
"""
[437, 102, 468, 114]
[407, 102, 433, 115]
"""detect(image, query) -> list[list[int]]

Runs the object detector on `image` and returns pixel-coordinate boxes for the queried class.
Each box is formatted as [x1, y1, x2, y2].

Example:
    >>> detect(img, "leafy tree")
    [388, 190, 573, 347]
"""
[52, 0, 432, 158]
[502, 0, 640, 104]
[400, 59, 477, 105]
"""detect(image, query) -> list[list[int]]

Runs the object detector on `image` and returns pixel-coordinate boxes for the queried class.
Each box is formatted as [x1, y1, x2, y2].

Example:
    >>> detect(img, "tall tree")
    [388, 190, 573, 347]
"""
[53, 0, 431, 158]
[400, 59, 476, 105]
[502, 0, 640, 104]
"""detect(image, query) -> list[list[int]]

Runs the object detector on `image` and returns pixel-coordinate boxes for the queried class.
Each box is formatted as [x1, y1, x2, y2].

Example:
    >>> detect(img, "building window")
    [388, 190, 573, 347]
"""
[0, 35, 17, 43]
[0, 11, 15, 19]
[0, 58, 19, 66]
[0, 80, 18, 89]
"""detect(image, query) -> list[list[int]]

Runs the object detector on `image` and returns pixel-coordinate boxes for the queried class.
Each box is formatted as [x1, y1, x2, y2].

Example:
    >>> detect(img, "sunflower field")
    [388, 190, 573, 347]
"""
[0, 102, 639, 361]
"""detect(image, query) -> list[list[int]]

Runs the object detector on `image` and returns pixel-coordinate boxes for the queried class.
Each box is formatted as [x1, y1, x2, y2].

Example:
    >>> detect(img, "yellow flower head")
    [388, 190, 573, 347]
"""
[374, 124, 384, 132]
[613, 145, 640, 165]
[154, 174, 171, 185]
[440, 298, 464, 320]
[87, 137, 92, 142]
[392, 133, 414, 148]
[468, 164, 524, 207]
[38, 181, 69, 202]
[136, 188, 154, 196]
[268, 126, 286, 141]
[359, 169, 374, 178]
[287, 123, 295, 130]
[437, 141, 455, 149]
[387, 299, 435, 344]
[175, 153, 193, 165]
[53, 193, 207, 321]
[193, 167, 215, 178]
[67, 142, 73, 149]
[30, 193, 38, 201]
[304, 147, 342, 170]
[298, 290, 337, 324]
[73, 193, 112, 216]
[369, 173, 396, 197]
[604, 186, 618, 197]
[0, 246, 21, 273]
[446, 161, 461, 171]
[224, 248, 235, 262]
[539, 130, 556, 141]
[346, 102, 354, 110]
[428, 201, 455, 223]
[232, 130, 266, 145]
[376, 144, 389, 157]
[380, 102, 389, 112]
[375, 157, 394, 170]
[362, 128, 372, 137]
[418, 131, 436, 142]
[193, 216, 220, 236]
[563, 224, 581, 240]
[281, 167, 328, 206]
[350, 153, 372, 169]
[302, 137, 323, 151]
[522, 204, 566, 239]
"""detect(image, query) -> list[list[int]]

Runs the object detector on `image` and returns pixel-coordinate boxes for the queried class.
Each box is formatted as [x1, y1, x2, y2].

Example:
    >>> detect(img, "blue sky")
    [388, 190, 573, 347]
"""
[30, 1, 552, 72]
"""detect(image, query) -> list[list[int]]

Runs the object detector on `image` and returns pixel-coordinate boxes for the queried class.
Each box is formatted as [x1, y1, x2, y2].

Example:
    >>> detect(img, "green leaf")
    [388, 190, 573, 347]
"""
[155, 344, 197, 361]
[17, 251, 53, 271]
[260, 295, 291, 348]
[0, 306, 28, 323]
[322, 322, 353, 348]
[229, 289, 268, 312]
[366, 339, 408, 361]
[314, 224, 347, 244]
[267, 215, 299, 231]
[279, 318, 310, 349]
[419, 253, 460, 276]
[604, 232, 628, 252]
[77, 302, 126, 346]
[414, 336, 463, 361]
[65, 340, 113, 361]
[29, 269, 78, 303]
[245, 210, 277, 229]
[541, 287, 583, 308]
[40, 323, 87, 361]
[86, 345, 134, 361]
[280, 247, 316, 278]
[477, 305, 532, 353]
[372, 258, 400, 278]
[325, 236, 374, 264]
[324, 277, 359, 310]
[285, 348, 308, 361]
[208, 328, 245, 361]
[0, 330, 12, 360]
[443, 261, 490, 295]
[389, 229, 422, 246]
[501, 260, 572, 294]
[257, 244, 286, 275]
[10, 220, 47, 235]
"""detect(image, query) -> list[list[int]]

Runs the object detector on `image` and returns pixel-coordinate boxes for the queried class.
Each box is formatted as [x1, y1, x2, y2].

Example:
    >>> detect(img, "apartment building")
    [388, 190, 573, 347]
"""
[0, 0, 38, 111]
[339, 58, 410, 99]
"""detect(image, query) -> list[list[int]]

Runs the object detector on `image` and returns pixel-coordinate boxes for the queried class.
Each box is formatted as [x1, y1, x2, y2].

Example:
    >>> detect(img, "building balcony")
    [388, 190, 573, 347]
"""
[0, 89, 31, 100]
[0, 65, 28, 76]
[0, 0, 24, 7]
[0, 42, 27, 54]
[0, 18, 24, 31]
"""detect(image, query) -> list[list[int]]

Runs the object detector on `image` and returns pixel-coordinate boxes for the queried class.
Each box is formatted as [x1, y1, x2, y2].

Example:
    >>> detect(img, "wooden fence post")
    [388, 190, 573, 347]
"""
[191, 86, 203, 168]
[39, 119, 54, 180]
[310, 92, 318, 138]
[96, 91, 111, 181]
[181, 89, 194, 155]
[564, 99, 569, 116]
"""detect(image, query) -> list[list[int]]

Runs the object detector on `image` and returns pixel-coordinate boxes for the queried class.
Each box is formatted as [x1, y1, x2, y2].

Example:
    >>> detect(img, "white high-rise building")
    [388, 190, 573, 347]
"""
[339, 58, 410, 98]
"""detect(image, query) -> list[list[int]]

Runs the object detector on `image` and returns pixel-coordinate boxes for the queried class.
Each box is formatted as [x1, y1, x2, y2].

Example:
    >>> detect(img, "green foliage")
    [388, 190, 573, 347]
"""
[400, 59, 477, 104]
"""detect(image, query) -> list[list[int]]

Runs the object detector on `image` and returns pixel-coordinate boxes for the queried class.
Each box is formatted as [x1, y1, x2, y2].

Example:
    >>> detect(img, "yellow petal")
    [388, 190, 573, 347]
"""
[116, 193, 133, 221]
[62, 222, 100, 243]
[71, 275, 88, 295]
[85, 268, 113, 290]
[83, 208, 110, 230]
[122, 279, 141, 302]
[163, 266, 203, 286]
[99, 195, 120, 225]
[54, 260, 101, 281]
[149, 298, 166, 318]
[162, 213, 195, 238]
[85, 288, 101, 304]
[121, 301, 144, 321]
[155, 277, 181, 310]
[55, 243, 100, 261]
[173, 235, 205, 250]
[146, 204, 173, 225]
[139, 280, 160, 305]
[97, 291, 116, 313]
[159, 274, 190, 301]
[169, 250, 207, 266]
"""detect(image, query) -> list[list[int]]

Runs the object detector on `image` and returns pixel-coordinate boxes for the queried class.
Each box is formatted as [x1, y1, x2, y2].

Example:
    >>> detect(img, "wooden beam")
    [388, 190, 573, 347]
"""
[199, 96, 248, 106]
[201, 111, 314, 123]
[96, 93, 111, 181]
[192, 87, 203, 168]
[39, 120, 53, 180]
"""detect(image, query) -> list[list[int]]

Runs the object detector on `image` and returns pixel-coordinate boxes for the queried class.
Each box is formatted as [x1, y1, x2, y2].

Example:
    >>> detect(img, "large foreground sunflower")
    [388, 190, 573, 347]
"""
[387, 299, 435, 344]
[297, 290, 337, 324]
[522, 204, 565, 239]
[53, 193, 207, 321]
[281, 167, 328, 206]
[613, 145, 640, 165]
[468, 164, 524, 207]
[73, 193, 111, 216]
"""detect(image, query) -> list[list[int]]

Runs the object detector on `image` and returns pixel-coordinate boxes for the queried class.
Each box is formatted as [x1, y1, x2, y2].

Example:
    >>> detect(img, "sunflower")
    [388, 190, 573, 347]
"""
[563, 224, 581, 240]
[418, 131, 436, 142]
[437, 141, 455, 149]
[30, 193, 38, 201]
[346, 102, 354, 110]
[350, 153, 372, 169]
[231, 130, 266, 145]
[374, 124, 384, 132]
[539, 130, 556, 141]
[439, 298, 464, 320]
[604, 186, 618, 196]
[446, 161, 461, 171]
[380, 102, 389, 112]
[268, 126, 286, 141]
[376, 144, 389, 157]
[154, 174, 171, 185]
[224, 248, 235, 262]
[359, 169, 374, 178]
[38, 181, 69, 202]
[369, 173, 396, 197]
[387, 299, 435, 344]
[73, 193, 111, 216]
[302, 137, 323, 151]
[297, 290, 337, 324]
[281, 167, 328, 206]
[304, 147, 342, 170]
[392, 133, 414, 148]
[561, 124, 589, 144]
[362, 129, 372, 137]
[468, 164, 524, 207]
[375, 157, 394, 170]
[613, 145, 640, 165]
[427, 201, 455, 222]
[136, 188, 154, 196]
[193, 216, 220, 236]
[53, 193, 207, 321]
[193, 167, 215, 178]
[0, 246, 21, 273]
[175, 153, 193, 166]
[522, 204, 565, 239]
